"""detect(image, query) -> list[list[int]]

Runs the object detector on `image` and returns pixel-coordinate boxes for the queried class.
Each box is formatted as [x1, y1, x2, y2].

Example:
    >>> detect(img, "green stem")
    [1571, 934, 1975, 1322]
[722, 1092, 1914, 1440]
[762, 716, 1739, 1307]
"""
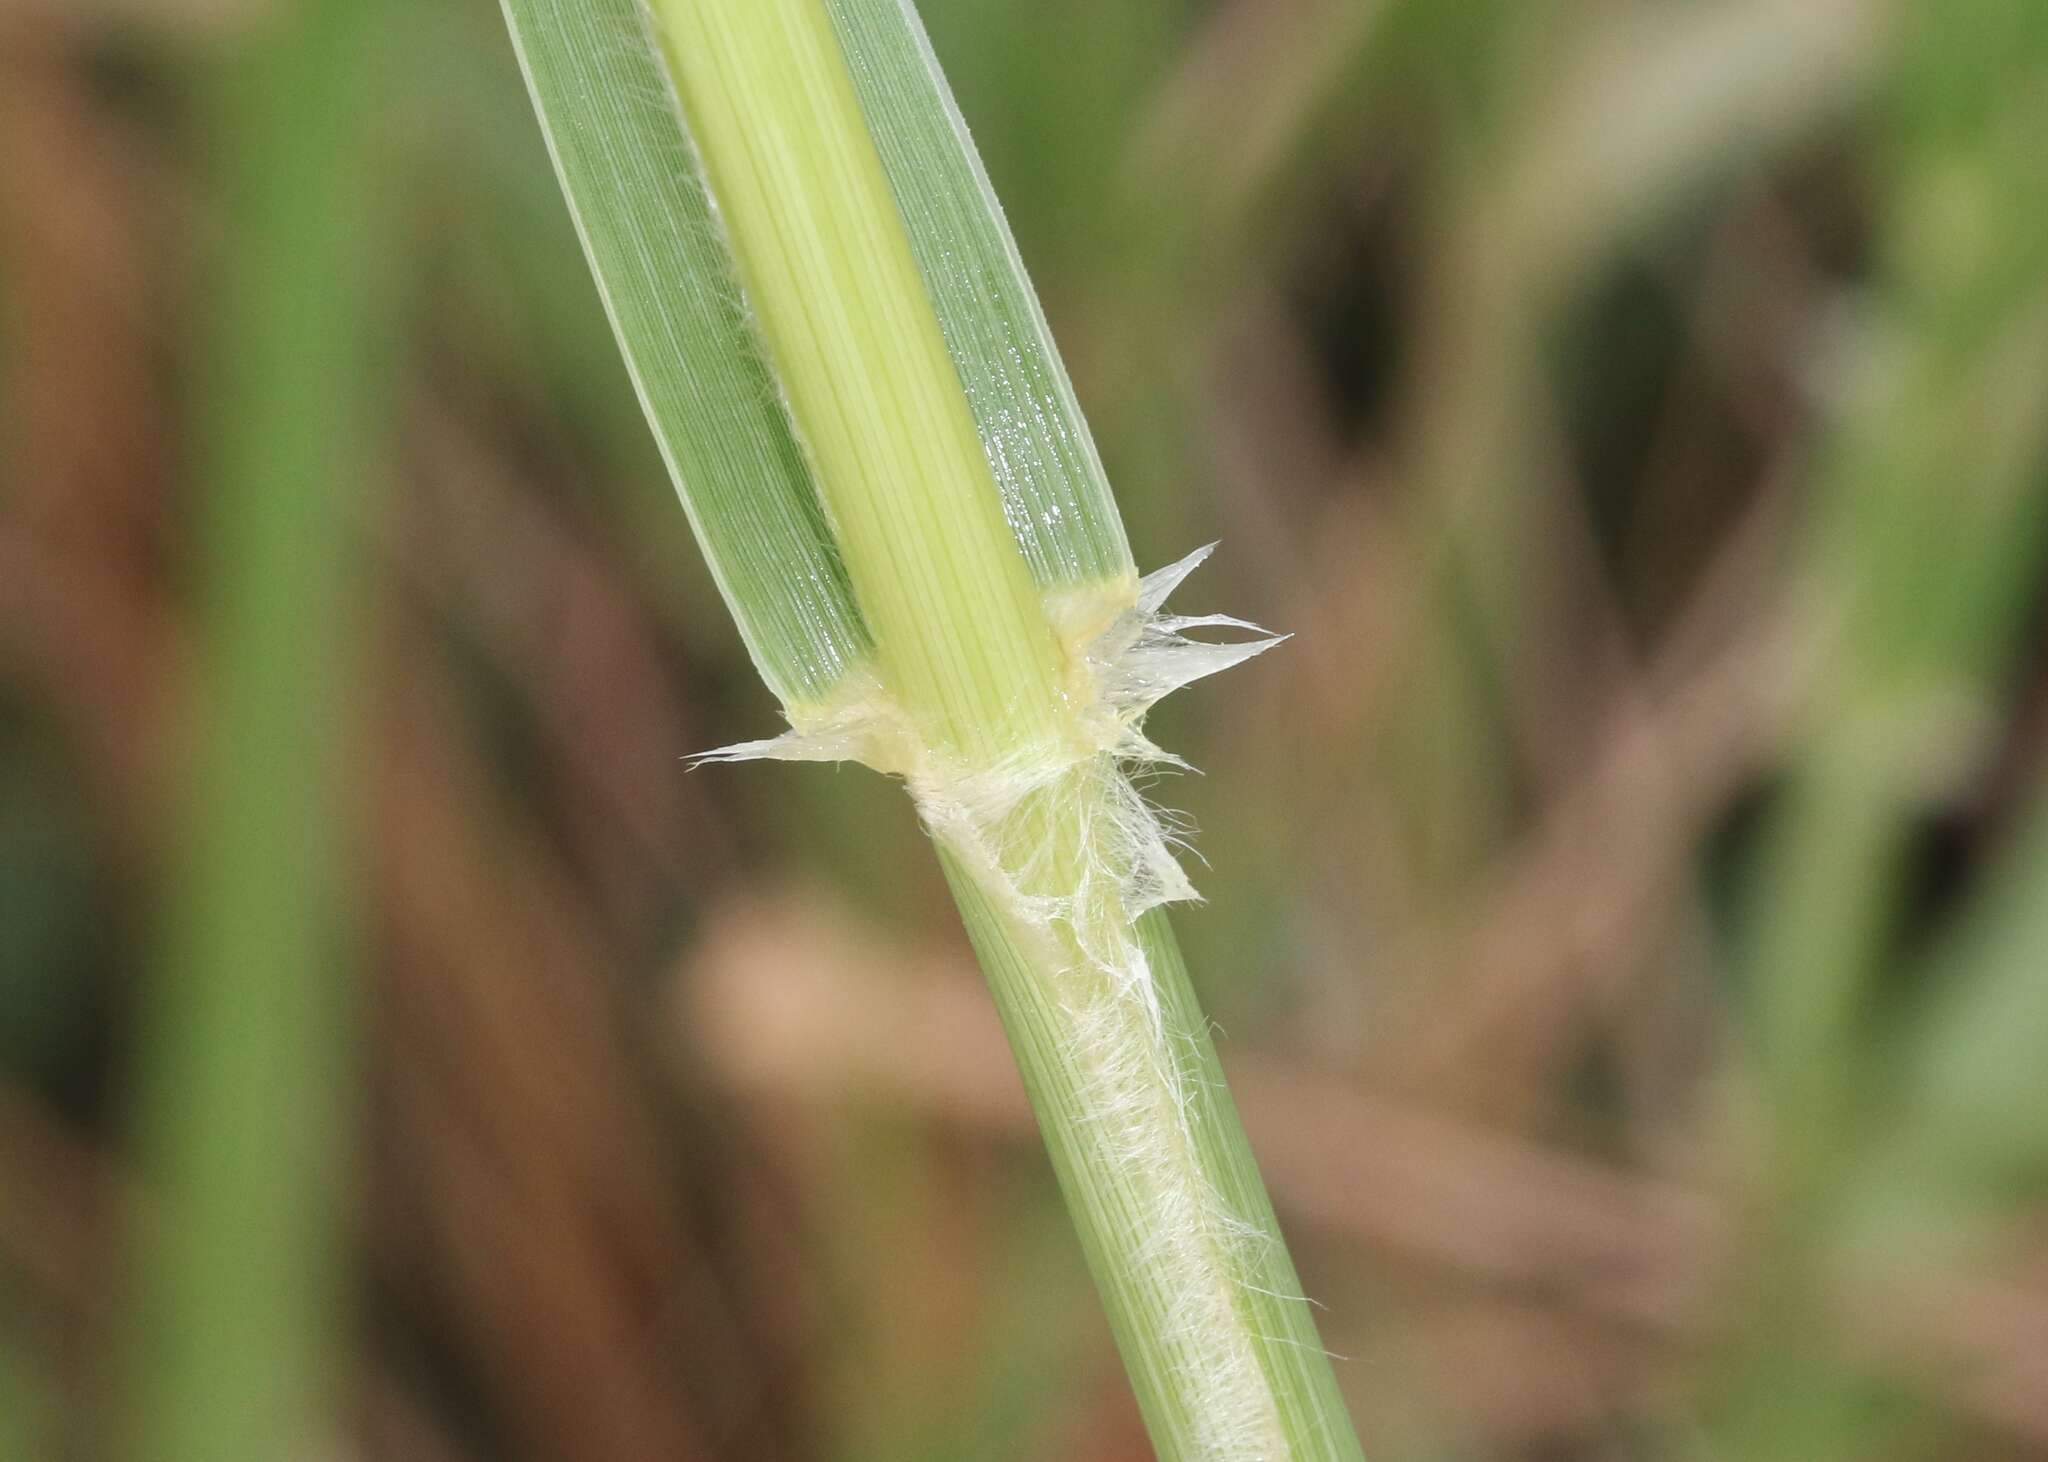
[953, 869, 1366, 1459]
[123, 3, 380, 1460]
[645, 1, 1362, 1455]
[654, 0, 1060, 761]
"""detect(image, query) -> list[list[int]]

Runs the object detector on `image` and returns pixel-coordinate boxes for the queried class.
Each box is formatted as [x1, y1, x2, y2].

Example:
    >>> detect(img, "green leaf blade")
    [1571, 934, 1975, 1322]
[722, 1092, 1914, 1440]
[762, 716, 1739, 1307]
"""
[501, 0, 871, 705]
[827, 0, 1136, 591]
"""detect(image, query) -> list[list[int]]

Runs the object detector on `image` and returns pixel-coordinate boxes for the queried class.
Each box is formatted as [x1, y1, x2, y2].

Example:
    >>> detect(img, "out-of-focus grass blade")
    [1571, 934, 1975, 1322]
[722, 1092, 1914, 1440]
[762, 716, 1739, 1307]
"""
[122, 3, 385, 1460]
[1742, 0, 2048, 1114]
[1713, 5, 2048, 1455]
[1882, 786, 2048, 1204]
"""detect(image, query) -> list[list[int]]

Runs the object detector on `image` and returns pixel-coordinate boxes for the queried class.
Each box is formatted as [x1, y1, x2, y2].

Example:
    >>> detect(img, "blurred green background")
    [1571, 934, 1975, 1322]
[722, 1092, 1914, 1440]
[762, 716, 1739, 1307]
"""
[5, 0, 2048, 1458]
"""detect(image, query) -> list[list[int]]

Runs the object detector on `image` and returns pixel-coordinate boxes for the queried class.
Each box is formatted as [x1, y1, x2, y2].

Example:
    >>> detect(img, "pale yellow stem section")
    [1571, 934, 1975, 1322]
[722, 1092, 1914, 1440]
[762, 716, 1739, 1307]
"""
[650, 0, 1062, 763]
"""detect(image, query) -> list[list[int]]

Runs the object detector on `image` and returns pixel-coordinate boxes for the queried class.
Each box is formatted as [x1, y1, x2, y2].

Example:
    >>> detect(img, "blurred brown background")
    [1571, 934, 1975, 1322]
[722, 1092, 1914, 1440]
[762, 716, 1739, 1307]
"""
[5, 0, 2048, 1458]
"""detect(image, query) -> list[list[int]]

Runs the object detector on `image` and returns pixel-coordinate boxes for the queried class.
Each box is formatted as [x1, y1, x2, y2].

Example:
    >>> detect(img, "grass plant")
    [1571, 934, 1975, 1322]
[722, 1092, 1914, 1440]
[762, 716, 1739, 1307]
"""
[9, 0, 2048, 1459]
[498, 0, 1363, 1455]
